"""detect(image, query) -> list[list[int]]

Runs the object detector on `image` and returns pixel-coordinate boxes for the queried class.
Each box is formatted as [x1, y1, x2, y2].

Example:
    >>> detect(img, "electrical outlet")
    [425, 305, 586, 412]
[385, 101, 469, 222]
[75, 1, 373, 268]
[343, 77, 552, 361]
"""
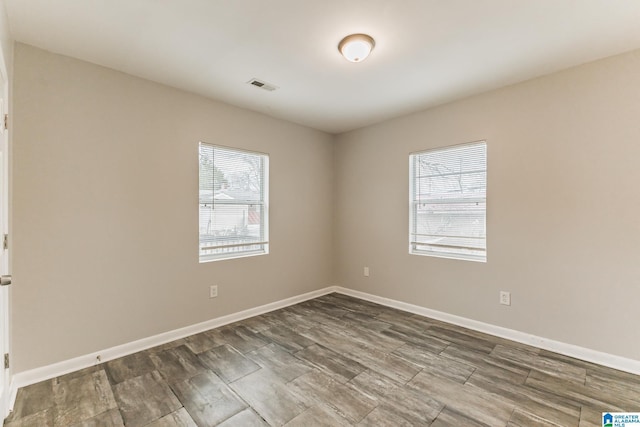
[499, 291, 511, 306]
[364, 267, 369, 277]
[209, 285, 218, 298]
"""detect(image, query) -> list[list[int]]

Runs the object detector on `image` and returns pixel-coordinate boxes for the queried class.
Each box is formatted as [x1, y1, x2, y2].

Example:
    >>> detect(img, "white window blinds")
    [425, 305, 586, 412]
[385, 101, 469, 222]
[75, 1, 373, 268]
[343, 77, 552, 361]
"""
[199, 143, 269, 262]
[409, 141, 487, 262]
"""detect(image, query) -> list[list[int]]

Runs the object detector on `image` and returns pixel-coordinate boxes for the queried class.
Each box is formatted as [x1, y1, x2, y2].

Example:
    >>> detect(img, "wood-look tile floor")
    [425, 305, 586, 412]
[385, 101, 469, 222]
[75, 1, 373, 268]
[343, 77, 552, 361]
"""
[5, 293, 640, 426]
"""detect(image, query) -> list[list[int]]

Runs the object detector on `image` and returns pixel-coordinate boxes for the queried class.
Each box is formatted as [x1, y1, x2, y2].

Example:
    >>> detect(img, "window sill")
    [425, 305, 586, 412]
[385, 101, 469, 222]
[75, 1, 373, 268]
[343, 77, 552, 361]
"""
[409, 249, 486, 263]
[199, 249, 268, 263]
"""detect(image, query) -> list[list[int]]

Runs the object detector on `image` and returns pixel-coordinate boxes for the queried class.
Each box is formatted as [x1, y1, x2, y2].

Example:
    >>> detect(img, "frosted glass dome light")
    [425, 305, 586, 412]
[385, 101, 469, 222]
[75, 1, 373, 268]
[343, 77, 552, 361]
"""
[338, 34, 375, 63]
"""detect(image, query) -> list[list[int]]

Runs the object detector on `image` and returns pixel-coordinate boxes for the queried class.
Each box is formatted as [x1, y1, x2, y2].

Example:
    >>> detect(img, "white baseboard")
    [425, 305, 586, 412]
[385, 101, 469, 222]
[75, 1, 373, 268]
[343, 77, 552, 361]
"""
[336, 287, 640, 376]
[8, 285, 640, 415]
[8, 286, 339, 413]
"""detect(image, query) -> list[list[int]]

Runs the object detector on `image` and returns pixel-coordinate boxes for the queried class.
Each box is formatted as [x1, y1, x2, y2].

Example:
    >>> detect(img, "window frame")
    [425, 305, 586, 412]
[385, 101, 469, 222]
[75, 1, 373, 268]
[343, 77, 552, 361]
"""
[198, 142, 269, 263]
[409, 140, 487, 263]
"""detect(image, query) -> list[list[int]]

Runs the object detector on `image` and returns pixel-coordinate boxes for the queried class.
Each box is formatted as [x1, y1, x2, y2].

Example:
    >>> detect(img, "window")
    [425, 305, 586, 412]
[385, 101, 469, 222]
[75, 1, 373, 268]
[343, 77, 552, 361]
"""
[409, 141, 487, 262]
[199, 143, 269, 262]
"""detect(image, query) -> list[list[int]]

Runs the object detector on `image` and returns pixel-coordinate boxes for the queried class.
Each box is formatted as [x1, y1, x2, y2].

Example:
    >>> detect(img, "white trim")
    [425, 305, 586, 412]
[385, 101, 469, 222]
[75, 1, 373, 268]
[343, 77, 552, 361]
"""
[336, 287, 640, 375]
[8, 285, 640, 414]
[8, 286, 338, 412]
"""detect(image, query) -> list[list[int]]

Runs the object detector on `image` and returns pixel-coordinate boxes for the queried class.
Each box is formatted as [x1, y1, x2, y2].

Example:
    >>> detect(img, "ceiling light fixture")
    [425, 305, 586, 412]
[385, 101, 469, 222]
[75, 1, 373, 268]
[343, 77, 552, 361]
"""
[338, 34, 375, 63]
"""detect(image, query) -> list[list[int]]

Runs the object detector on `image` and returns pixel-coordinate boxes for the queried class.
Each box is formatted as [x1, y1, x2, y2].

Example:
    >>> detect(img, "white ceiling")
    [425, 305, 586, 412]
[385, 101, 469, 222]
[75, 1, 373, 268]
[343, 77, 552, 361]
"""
[5, 1, 640, 134]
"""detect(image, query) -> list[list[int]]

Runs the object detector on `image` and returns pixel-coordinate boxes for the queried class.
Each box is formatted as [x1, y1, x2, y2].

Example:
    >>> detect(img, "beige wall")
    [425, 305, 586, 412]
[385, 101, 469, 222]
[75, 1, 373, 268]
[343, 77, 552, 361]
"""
[12, 44, 334, 372]
[12, 41, 640, 373]
[334, 49, 640, 361]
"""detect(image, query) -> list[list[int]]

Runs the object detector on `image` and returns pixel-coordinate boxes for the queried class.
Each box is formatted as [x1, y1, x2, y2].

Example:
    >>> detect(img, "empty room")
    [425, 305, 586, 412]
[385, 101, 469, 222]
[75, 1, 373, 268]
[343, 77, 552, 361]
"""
[0, 0, 639, 426]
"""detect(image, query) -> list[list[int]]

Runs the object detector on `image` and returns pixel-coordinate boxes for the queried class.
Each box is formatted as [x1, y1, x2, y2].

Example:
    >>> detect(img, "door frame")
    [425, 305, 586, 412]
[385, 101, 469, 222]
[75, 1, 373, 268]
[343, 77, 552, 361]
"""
[0, 36, 10, 419]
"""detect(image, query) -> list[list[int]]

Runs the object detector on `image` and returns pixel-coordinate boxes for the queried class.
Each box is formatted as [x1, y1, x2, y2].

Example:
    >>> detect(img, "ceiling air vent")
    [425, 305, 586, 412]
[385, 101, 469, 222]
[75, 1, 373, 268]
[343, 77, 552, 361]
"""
[247, 78, 278, 92]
